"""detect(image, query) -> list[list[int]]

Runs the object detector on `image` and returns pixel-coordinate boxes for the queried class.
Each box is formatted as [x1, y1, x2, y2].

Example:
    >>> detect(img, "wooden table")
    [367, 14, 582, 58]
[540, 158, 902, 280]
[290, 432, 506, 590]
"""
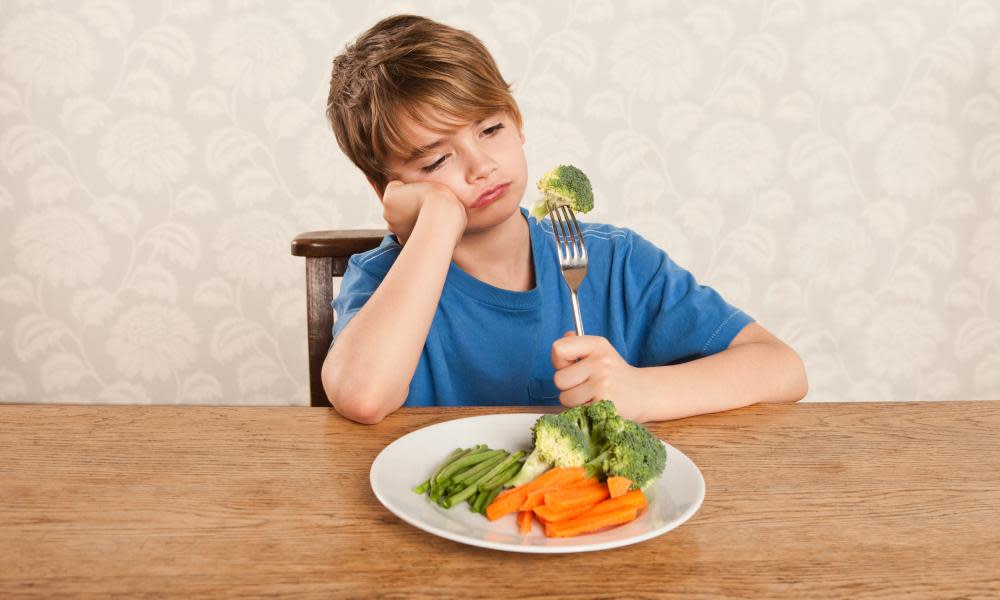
[2, 402, 999, 598]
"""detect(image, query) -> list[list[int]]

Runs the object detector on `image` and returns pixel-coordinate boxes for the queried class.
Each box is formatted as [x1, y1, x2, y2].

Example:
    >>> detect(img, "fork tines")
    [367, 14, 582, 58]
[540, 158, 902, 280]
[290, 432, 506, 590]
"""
[549, 203, 587, 263]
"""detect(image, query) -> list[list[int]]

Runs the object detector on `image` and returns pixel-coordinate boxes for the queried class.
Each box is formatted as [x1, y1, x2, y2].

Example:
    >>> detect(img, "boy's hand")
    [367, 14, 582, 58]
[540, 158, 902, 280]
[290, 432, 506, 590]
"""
[381, 180, 467, 246]
[551, 332, 647, 422]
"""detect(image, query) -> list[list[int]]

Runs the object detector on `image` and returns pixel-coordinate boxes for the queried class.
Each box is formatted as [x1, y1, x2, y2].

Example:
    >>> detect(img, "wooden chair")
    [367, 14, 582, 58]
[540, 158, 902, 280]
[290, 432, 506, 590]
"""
[291, 229, 388, 406]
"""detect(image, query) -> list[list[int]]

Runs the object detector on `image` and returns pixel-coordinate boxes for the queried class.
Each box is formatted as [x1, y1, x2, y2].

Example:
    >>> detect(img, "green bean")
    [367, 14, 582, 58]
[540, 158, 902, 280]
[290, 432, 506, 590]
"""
[475, 451, 524, 486]
[480, 461, 523, 491]
[451, 451, 507, 484]
[433, 447, 494, 483]
[478, 486, 503, 514]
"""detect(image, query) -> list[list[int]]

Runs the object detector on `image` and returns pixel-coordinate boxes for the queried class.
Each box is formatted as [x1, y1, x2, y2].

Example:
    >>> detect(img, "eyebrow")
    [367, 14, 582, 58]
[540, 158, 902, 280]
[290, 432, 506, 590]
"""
[405, 117, 490, 162]
[406, 139, 444, 162]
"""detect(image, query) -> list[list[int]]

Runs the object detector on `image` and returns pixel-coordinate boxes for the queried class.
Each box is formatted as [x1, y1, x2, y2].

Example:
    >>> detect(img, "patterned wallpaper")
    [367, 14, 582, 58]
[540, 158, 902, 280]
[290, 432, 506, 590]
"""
[1, 0, 999, 405]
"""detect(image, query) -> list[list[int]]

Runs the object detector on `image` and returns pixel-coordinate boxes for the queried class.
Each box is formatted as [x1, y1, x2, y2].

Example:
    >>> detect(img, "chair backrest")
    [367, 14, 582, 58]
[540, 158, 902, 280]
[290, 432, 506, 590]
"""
[291, 229, 387, 406]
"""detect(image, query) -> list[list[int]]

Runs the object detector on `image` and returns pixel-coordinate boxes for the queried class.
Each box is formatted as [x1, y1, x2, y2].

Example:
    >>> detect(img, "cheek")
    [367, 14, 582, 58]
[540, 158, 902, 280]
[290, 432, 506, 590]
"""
[436, 171, 472, 198]
[415, 169, 473, 206]
[500, 134, 524, 158]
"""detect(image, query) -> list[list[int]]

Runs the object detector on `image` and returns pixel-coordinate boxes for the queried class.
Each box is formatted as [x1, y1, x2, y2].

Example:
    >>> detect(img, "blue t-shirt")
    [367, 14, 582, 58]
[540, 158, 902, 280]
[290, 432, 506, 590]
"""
[332, 207, 753, 406]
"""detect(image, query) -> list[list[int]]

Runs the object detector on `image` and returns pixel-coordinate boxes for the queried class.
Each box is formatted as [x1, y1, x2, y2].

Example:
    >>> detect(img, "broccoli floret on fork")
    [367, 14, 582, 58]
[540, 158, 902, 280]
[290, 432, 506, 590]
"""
[530, 164, 594, 218]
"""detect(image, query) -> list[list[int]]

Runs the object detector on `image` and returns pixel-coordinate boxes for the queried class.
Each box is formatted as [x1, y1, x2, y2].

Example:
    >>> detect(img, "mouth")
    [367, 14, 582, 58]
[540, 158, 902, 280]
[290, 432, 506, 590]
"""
[471, 182, 511, 209]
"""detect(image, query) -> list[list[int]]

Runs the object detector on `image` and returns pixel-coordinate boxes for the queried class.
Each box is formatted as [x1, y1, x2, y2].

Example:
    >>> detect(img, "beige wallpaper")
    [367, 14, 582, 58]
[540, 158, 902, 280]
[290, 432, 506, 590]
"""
[1, 0, 999, 405]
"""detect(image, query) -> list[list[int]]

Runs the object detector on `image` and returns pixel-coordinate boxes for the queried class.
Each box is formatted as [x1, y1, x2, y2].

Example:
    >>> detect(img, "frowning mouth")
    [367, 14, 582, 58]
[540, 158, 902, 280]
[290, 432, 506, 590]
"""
[472, 183, 511, 209]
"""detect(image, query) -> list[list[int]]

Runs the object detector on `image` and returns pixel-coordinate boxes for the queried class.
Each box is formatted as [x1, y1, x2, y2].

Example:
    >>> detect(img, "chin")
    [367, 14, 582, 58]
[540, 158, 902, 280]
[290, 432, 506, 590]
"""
[465, 198, 523, 233]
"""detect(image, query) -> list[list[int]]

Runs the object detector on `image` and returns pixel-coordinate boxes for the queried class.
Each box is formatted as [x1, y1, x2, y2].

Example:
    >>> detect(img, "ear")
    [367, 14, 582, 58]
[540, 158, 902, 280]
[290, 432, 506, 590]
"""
[519, 129, 525, 144]
[367, 176, 385, 202]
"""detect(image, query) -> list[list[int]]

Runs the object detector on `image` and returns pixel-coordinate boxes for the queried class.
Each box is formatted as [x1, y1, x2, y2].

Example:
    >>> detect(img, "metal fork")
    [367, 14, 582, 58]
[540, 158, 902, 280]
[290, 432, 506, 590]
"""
[547, 201, 589, 336]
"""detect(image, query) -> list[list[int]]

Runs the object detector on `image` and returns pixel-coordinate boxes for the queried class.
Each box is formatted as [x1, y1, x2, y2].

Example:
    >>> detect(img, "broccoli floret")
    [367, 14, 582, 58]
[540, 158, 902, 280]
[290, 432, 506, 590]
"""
[585, 399, 618, 432]
[586, 416, 667, 491]
[529, 164, 594, 218]
[561, 404, 592, 442]
[576, 399, 615, 452]
[506, 400, 667, 491]
[505, 412, 591, 487]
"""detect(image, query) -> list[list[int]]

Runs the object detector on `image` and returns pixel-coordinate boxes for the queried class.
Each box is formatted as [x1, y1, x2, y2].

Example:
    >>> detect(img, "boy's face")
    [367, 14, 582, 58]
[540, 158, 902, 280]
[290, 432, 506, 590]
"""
[381, 109, 528, 233]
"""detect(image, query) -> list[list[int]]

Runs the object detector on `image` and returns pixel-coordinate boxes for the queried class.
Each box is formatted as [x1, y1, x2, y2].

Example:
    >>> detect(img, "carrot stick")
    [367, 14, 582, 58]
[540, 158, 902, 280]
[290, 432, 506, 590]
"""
[517, 467, 589, 510]
[583, 489, 647, 517]
[520, 468, 601, 510]
[607, 476, 632, 498]
[493, 485, 520, 502]
[517, 510, 534, 534]
[544, 482, 609, 512]
[519, 487, 551, 511]
[543, 506, 639, 538]
[533, 499, 602, 523]
[485, 488, 527, 521]
[520, 479, 583, 510]
[522, 466, 586, 493]
[485, 466, 585, 521]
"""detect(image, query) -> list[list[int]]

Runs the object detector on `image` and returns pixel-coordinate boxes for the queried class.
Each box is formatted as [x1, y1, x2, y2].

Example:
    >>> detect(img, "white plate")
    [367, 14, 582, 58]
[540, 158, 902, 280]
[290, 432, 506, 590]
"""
[369, 413, 706, 553]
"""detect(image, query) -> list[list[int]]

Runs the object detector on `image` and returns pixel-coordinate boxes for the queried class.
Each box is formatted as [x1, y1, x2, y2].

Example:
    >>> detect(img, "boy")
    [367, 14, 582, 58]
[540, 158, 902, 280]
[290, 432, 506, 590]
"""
[323, 15, 808, 424]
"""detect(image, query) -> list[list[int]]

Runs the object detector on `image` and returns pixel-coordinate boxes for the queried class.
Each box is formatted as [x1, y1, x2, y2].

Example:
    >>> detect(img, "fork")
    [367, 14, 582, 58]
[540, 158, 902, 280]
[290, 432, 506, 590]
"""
[547, 201, 589, 336]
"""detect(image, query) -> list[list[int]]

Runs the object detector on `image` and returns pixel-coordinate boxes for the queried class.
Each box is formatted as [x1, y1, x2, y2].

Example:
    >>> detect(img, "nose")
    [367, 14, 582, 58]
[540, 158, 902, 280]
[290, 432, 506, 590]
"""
[465, 145, 497, 183]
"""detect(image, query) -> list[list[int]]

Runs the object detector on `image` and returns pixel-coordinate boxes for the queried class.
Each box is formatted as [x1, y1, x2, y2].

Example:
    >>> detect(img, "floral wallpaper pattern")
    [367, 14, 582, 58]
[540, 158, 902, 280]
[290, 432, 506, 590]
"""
[1, 0, 998, 405]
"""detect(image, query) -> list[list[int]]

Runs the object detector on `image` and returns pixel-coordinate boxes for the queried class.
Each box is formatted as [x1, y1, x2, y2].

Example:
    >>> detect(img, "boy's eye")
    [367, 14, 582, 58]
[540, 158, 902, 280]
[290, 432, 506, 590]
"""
[421, 155, 448, 173]
[417, 123, 502, 173]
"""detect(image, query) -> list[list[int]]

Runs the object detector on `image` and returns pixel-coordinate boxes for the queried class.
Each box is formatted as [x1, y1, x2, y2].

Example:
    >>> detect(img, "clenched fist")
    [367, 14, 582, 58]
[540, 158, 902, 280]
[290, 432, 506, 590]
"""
[551, 332, 649, 422]
[380, 180, 467, 246]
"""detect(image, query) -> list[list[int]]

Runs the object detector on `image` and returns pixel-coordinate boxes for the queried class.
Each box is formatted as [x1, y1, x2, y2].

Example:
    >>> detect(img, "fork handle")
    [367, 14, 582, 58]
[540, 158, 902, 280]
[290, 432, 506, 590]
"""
[570, 290, 585, 336]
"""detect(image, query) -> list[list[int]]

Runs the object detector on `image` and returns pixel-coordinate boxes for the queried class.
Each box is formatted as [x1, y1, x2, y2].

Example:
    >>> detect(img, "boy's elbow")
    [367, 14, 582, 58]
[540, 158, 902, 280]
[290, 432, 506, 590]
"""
[784, 348, 809, 403]
[334, 397, 389, 425]
[758, 340, 808, 404]
[326, 382, 392, 425]
[321, 356, 397, 425]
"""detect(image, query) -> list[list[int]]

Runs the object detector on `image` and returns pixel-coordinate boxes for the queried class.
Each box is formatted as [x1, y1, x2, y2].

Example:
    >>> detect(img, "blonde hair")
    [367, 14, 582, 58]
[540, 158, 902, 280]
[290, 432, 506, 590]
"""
[326, 15, 523, 190]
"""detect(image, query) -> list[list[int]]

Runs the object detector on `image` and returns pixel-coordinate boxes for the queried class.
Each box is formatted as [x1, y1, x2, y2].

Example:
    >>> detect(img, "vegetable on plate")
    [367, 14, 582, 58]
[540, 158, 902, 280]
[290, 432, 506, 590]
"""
[413, 400, 666, 538]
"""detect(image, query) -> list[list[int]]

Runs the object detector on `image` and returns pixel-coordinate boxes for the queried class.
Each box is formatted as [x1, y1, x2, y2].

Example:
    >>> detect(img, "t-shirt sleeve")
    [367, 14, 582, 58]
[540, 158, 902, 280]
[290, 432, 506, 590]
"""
[622, 230, 754, 366]
[331, 257, 383, 343]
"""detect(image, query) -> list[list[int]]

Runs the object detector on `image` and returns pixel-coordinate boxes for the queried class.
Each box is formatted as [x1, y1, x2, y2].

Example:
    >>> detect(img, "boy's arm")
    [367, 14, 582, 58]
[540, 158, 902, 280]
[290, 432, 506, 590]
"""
[322, 182, 466, 424]
[551, 323, 808, 423]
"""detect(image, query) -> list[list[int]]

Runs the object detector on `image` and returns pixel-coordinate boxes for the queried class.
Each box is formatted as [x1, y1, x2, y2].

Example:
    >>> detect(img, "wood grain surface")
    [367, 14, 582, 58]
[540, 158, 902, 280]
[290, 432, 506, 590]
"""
[2, 402, 999, 599]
